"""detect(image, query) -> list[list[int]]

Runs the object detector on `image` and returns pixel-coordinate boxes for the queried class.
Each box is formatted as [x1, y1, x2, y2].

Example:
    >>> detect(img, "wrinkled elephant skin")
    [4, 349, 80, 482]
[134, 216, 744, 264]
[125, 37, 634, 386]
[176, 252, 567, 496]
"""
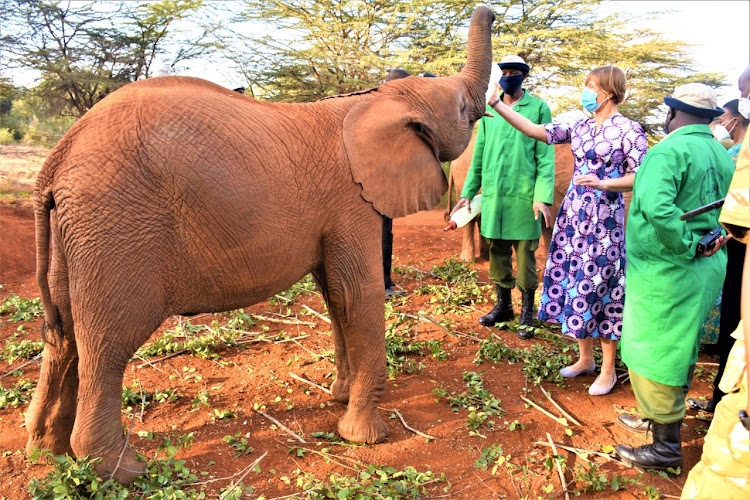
[26, 7, 497, 484]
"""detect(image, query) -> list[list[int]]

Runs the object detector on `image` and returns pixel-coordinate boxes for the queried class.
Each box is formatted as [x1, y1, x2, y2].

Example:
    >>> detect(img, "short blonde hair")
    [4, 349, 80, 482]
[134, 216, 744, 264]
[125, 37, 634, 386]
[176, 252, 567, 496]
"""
[586, 65, 627, 105]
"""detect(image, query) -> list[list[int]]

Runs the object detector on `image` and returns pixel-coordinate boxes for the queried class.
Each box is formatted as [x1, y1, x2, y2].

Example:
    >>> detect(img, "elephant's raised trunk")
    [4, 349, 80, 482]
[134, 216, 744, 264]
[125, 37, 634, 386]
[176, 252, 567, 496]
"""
[460, 7, 495, 122]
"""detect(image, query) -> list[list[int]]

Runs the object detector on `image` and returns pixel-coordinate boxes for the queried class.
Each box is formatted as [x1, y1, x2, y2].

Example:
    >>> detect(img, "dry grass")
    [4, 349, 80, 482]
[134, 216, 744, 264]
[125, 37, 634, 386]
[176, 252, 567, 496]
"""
[0, 145, 48, 194]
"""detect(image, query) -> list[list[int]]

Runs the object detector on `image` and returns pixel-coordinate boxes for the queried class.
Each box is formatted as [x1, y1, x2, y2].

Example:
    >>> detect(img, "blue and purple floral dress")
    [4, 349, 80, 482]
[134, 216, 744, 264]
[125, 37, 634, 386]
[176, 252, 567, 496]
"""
[538, 114, 648, 340]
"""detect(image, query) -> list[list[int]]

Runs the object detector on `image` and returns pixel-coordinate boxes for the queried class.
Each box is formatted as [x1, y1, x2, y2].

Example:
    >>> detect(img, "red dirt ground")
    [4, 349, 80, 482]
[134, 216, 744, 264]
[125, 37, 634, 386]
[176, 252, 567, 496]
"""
[0, 202, 718, 498]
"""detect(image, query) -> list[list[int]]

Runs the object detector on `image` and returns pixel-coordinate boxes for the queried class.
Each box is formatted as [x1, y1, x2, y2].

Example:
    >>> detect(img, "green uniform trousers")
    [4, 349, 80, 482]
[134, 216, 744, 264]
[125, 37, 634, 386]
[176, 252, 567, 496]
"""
[488, 238, 539, 292]
[629, 365, 695, 424]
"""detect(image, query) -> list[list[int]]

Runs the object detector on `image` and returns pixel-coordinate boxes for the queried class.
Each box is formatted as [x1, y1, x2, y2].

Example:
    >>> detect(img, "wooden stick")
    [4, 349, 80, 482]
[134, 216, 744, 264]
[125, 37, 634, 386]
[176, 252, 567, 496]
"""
[217, 452, 268, 500]
[251, 314, 316, 327]
[534, 441, 630, 467]
[136, 349, 187, 368]
[381, 407, 437, 440]
[537, 384, 582, 426]
[300, 304, 330, 324]
[546, 432, 570, 500]
[257, 410, 306, 443]
[289, 372, 332, 394]
[520, 395, 567, 426]
[0, 354, 42, 378]
[695, 362, 719, 367]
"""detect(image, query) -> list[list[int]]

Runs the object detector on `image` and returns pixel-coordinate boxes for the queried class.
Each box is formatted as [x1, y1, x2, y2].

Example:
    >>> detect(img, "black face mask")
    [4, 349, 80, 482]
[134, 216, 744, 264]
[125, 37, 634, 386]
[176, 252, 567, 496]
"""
[499, 74, 524, 96]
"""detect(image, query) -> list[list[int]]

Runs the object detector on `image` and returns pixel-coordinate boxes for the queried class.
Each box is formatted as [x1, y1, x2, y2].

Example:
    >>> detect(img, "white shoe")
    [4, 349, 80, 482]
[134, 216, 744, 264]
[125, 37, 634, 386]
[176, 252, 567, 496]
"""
[559, 361, 596, 378]
[588, 372, 617, 396]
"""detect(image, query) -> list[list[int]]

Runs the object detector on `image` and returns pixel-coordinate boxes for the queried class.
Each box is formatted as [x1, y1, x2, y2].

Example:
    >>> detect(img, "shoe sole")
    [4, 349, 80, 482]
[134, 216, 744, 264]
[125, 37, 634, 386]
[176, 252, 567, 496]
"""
[615, 417, 648, 435]
[616, 456, 682, 474]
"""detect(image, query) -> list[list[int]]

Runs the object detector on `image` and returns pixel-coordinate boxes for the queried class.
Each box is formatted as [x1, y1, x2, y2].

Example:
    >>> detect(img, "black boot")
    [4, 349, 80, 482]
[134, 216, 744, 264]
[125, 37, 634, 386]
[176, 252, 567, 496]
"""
[518, 289, 535, 338]
[615, 421, 683, 471]
[479, 285, 514, 326]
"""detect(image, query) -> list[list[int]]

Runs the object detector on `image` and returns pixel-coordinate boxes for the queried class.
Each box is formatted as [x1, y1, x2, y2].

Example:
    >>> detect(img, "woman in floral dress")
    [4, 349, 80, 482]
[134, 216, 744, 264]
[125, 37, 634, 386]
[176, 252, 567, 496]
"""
[487, 65, 648, 395]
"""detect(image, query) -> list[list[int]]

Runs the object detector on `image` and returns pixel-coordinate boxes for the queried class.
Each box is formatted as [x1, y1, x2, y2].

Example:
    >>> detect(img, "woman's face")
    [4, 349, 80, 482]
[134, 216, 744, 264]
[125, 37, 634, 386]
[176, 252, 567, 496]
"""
[585, 75, 612, 103]
[718, 109, 737, 130]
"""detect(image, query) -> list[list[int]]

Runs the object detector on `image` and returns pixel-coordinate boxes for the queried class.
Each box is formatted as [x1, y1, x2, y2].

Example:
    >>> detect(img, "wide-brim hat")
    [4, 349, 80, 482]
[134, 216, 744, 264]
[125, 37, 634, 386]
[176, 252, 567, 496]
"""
[497, 55, 529, 74]
[664, 83, 724, 118]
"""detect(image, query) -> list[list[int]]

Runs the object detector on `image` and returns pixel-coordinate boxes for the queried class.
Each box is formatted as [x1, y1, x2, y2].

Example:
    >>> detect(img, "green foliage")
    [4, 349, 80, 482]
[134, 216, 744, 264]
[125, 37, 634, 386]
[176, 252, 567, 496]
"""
[572, 461, 641, 494]
[2, 0, 218, 117]
[121, 381, 151, 417]
[296, 464, 447, 499]
[268, 274, 317, 305]
[441, 371, 505, 436]
[223, 431, 253, 457]
[136, 319, 240, 359]
[0, 377, 36, 409]
[26, 432, 224, 499]
[0, 295, 43, 322]
[474, 444, 507, 472]
[475, 336, 571, 385]
[1, 337, 44, 364]
[416, 257, 487, 312]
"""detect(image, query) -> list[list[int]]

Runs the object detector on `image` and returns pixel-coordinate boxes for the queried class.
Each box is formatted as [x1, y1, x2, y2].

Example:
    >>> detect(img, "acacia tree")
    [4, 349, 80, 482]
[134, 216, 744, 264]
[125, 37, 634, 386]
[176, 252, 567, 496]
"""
[1, 0, 216, 117]
[226, 0, 724, 137]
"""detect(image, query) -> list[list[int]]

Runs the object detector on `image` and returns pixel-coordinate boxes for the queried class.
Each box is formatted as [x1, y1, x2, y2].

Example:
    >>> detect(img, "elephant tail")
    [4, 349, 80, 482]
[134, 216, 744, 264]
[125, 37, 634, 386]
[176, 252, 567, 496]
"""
[444, 165, 455, 223]
[34, 183, 59, 335]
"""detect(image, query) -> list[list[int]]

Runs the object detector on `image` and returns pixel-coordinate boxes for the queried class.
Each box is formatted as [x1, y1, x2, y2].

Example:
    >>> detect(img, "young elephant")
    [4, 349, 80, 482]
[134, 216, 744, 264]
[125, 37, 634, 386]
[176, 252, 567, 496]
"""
[27, 7, 497, 483]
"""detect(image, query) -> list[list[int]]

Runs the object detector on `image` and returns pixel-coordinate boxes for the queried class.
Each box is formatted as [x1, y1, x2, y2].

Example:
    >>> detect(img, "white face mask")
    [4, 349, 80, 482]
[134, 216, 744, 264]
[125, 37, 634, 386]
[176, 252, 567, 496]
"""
[739, 97, 750, 119]
[713, 124, 731, 141]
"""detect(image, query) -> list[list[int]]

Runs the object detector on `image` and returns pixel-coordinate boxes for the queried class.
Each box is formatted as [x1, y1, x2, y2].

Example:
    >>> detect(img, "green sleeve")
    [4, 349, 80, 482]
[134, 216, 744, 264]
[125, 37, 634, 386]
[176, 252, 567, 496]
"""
[533, 102, 555, 204]
[637, 152, 698, 259]
[460, 112, 487, 199]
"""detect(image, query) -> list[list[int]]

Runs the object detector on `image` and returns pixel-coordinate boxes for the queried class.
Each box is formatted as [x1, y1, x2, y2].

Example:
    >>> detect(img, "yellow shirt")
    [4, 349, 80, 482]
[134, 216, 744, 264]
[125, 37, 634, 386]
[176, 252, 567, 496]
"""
[719, 127, 750, 243]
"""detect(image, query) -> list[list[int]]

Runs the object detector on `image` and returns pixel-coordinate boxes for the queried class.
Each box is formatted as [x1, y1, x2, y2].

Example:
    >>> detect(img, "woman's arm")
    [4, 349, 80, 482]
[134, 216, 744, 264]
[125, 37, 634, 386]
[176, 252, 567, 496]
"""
[574, 172, 635, 192]
[488, 84, 548, 142]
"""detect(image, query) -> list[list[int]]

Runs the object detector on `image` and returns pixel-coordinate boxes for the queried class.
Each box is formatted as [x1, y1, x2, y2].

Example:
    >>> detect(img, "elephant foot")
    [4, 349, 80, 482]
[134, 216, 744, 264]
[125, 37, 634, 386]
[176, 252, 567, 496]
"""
[331, 377, 350, 404]
[338, 406, 388, 444]
[459, 250, 475, 262]
[25, 433, 75, 461]
[97, 446, 147, 485]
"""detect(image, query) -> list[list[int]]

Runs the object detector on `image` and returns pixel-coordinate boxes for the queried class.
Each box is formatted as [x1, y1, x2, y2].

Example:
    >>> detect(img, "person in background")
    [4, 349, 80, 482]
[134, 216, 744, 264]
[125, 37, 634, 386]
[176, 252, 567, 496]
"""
[682, 66, 750, 499]
[486, 65, 647, 394]
[690, 97, 750, 414]
[615, 83, 734, 472]
[452, 55, 554, 337]
[381, 68, 411, 297]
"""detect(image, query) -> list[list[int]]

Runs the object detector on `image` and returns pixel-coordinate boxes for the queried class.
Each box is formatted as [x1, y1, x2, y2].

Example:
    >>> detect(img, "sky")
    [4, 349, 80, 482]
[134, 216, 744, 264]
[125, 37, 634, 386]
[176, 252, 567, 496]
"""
[597, 0, 749, 104]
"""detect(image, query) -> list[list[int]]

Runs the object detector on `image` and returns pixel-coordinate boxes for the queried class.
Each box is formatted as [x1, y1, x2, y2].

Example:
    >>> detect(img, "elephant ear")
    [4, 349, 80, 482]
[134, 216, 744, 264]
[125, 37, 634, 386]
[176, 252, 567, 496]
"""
[343, 97, 448, 219]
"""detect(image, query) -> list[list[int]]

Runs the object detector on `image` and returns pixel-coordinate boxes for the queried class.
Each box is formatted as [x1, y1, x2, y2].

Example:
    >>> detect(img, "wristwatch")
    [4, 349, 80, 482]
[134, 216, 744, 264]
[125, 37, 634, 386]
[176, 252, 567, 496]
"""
[489, 97, 500, 108]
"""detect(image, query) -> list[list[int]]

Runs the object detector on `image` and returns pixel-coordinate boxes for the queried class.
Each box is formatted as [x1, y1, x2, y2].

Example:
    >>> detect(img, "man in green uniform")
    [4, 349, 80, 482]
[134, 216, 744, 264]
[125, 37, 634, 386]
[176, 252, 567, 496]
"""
[616, 83, 735, 471]
[452, 55, 554, 338]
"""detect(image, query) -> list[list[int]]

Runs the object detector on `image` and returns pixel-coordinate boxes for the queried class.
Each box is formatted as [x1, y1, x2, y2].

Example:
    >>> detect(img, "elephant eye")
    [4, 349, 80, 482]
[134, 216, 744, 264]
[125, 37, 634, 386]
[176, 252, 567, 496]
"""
[459, 98, 467, 116]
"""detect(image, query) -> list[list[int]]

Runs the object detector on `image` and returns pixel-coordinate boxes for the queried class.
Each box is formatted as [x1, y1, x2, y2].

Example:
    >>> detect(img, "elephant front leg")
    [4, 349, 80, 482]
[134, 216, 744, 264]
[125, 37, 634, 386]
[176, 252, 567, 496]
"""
[314, 269, 350, 404]
[322, 270, 388, 444]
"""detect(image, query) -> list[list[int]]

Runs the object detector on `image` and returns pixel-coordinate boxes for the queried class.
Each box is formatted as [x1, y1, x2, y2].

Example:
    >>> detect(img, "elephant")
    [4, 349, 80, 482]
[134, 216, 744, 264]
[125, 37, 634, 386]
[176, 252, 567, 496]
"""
[446, 142, 575, 266]
[27, 7, 497, 484]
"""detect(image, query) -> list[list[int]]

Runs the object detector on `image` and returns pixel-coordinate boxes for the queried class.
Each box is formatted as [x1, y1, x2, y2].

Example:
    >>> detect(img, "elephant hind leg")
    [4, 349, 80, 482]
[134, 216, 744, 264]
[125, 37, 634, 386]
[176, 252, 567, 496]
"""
[25, 250, 79, 459]
[69, 292, 165, 484]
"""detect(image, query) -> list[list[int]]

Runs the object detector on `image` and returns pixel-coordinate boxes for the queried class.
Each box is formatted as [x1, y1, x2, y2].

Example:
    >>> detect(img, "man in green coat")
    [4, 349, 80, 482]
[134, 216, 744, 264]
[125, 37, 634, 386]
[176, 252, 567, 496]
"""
[616, 83, 734, 471]
[453, 55, 554, 337]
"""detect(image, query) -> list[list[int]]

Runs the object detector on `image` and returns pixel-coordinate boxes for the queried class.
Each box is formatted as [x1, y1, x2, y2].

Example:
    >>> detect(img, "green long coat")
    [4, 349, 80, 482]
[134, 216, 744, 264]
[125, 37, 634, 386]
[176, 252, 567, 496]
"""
[621, 124, 734, 387]
[460, 91, 554, 240]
